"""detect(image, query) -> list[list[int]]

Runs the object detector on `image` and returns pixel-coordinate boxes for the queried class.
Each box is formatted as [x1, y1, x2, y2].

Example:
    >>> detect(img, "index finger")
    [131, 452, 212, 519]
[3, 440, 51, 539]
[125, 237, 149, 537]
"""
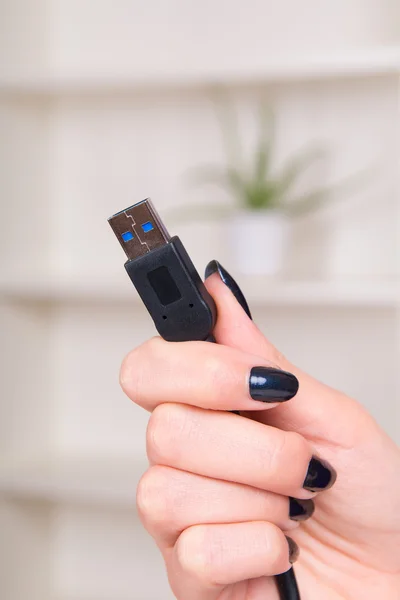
[120, 336, 298, 413]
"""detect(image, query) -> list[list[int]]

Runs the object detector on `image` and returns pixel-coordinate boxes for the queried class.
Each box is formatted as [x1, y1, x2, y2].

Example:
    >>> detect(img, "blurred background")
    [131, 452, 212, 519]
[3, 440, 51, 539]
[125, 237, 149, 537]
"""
[0, 1, 399, 599]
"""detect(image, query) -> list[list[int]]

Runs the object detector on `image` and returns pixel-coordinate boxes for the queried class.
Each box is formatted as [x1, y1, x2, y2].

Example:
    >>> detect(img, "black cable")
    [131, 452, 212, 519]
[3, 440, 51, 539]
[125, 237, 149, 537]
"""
[109, 198, 301, 600]
[276, 568, 301, 600]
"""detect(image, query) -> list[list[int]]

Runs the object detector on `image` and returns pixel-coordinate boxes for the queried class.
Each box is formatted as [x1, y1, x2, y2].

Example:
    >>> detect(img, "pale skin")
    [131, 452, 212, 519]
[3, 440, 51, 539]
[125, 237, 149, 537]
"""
[120, 273, 400, 599]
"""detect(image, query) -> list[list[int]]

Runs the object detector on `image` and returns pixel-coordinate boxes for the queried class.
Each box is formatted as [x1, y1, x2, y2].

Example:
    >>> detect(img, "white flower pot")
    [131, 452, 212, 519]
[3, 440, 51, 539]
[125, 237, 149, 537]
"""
[229, 211, 289, 275]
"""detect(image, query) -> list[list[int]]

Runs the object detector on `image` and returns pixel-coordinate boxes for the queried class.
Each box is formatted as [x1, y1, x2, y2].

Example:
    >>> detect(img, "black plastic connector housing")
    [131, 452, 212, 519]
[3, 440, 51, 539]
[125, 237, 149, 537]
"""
[125, 236, 216, 342]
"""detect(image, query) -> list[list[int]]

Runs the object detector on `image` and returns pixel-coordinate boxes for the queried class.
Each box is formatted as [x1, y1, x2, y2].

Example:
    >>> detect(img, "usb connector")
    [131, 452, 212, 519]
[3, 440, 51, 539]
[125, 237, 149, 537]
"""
[108, 198, 170, 260]
[108, 198, 216, 342]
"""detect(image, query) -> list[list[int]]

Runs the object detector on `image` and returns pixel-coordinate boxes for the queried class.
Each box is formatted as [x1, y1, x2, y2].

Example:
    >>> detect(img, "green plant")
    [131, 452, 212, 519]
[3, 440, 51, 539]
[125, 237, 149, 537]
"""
[189, 102, 334, 218]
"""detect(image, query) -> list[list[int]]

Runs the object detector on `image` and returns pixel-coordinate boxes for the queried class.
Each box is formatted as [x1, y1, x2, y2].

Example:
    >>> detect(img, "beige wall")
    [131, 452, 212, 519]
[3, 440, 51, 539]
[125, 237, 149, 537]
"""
[0, 2, 399, 599]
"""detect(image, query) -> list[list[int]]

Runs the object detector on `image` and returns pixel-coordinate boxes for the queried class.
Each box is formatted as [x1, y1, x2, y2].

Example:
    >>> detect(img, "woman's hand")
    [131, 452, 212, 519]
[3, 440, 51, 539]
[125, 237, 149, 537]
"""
[120, 261, 400, 600]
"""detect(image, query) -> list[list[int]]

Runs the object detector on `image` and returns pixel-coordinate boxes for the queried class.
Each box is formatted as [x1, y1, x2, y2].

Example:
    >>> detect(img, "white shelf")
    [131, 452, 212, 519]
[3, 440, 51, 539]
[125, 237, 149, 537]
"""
[0, 457, 147, 507]
[0, 273, 139, 304]
[242, 279, 400, 308]
[1, 47, 400, 95]
[0, 272, 398, 308]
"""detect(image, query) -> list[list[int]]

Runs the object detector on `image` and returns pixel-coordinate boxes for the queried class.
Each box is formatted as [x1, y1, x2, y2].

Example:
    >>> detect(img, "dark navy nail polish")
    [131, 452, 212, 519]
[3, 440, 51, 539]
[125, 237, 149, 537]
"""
[289, 497, 315, 522]
[286, 537, 300, 564]
[249, 367, 299, 402]
[303, 456, 337, 492]
[205, 260, 252, 319]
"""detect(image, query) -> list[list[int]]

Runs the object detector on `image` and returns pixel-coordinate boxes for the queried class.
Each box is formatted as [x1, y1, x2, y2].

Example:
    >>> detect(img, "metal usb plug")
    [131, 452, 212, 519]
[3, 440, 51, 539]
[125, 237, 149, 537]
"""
[108, 198, 170, 260]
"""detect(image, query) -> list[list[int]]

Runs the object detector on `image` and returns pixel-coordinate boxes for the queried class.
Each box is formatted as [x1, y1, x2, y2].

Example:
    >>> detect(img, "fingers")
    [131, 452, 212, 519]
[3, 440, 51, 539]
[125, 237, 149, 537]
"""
[146, 403, 331, 499]
[205, 271, 374, 447]
[167, 521, 297, 600]
[120, 336, 298, 413]
[137, 465, 312, 547]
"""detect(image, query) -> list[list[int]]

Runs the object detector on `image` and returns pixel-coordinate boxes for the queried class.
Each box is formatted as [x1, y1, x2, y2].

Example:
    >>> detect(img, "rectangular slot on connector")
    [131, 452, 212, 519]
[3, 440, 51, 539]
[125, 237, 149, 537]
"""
[147, 266, 182, 306]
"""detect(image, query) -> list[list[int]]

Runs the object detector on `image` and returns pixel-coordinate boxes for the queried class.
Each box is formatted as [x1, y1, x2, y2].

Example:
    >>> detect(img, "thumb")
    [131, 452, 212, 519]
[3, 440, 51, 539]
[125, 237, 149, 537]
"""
[204, 261, 377, 450]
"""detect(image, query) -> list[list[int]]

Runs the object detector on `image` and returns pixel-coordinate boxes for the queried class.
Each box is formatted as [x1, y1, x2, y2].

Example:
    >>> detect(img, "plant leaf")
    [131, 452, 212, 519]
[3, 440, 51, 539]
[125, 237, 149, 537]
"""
[244, 180, 280, 210]
[187, 164, 247, 202]
[275, 145, 328, 202]
[254, 103, 275, 184]
[282, 188, 330, 217]
[283, 165, 374, 217]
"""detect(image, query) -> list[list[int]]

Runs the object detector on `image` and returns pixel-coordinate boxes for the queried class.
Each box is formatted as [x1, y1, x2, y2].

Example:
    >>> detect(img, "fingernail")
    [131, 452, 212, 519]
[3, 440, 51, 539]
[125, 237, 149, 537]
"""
[303, 456, 337, 492]
[249, 367, 299, 402]
[205, 260, 252, 319]
[286, 536, 300, 564]
[289, 497, 315, 522]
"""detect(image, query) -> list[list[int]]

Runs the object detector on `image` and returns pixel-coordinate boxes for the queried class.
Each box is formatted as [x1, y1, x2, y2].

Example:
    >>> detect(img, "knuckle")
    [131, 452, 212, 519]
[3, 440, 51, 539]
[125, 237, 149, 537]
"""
[136, 466, 170, 525]
[176, 526, 224, 587]
[119, 337, 163, 403]
[119, 348, 145, 404]
[146, 403, 186, 464]
[175, 526, 212, 584]
[119, 348, 139, 396]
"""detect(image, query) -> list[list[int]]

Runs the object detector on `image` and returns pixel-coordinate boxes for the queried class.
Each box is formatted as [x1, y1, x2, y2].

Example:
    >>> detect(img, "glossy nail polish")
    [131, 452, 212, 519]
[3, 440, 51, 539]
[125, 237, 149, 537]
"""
[249, 367, 299, 402]
[303, 456, 337, 492]
[289, 497, 315, 522]
[204, 260, 252, 319]
[286, 536, 300, 564]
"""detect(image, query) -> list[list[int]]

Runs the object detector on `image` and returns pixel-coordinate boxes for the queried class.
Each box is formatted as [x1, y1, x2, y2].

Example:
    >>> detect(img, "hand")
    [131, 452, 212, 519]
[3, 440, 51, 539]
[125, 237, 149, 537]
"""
[120, 261, 400, 600]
